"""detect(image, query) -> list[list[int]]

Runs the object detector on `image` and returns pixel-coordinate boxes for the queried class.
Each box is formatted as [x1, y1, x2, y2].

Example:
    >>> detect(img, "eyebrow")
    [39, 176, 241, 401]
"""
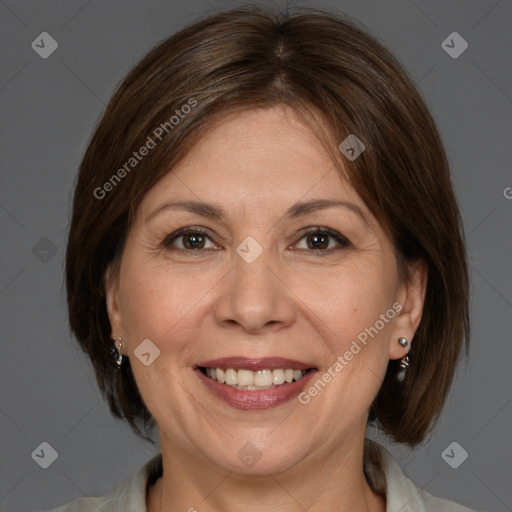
[145, 198, 369, 226]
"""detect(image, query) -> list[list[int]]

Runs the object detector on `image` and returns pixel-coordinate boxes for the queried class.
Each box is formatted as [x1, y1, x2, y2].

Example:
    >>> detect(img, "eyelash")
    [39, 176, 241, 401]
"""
[160, 225, 352, 255]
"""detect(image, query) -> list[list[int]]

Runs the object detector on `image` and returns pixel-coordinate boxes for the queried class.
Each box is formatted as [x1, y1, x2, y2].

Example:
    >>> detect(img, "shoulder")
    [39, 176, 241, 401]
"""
[43, 452, 163, 512]
[368, 440, 479, 512]
[44, 495, 117, 512]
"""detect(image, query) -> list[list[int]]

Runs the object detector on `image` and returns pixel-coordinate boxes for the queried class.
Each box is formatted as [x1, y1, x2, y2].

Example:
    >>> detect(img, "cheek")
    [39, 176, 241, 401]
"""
[116, 257, 203, 414]
[294, 260, 397, 350]
[117, 256, 204, 346]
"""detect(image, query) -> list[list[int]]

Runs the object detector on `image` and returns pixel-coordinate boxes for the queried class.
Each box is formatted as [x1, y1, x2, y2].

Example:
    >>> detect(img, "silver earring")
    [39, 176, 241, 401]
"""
[396, 337, 409, 382]
[398, 337, 408, 348]
[396, 355, 410, 382]
[111, 337, 124, 368]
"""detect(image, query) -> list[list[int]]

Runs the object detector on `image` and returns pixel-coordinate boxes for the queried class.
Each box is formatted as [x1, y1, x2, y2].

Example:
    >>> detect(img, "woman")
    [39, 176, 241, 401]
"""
[53, 5, 476, 511]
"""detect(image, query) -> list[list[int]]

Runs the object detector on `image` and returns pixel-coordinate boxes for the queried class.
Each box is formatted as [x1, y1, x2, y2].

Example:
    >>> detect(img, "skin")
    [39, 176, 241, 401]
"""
[105, 105, 427, 512]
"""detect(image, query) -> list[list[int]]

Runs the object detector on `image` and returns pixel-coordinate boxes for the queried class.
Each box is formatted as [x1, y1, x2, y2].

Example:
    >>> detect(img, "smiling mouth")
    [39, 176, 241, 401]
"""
[198, 367, 314, 390]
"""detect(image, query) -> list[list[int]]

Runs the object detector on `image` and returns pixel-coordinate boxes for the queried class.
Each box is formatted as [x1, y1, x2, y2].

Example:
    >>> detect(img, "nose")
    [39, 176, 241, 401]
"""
[213, 244, 297, 335]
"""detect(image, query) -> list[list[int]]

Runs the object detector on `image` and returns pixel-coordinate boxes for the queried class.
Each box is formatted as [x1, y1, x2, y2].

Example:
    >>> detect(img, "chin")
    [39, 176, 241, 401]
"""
[204, 436, 311, 477]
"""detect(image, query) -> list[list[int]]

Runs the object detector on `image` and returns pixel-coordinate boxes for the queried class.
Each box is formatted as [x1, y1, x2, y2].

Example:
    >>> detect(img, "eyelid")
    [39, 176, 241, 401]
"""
[161, 226, 220, 249]
[161, 225, 352, 253]
[291, 226, 352, 249]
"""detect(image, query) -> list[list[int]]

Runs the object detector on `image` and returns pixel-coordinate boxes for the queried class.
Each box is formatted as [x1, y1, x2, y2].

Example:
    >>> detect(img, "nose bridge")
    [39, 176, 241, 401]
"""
[233, 233, 278, 308]
[235, 235, 273, 292]
[213, 233, 295, 333]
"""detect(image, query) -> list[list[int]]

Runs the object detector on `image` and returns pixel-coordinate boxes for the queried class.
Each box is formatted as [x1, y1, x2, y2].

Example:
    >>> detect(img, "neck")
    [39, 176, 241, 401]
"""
[147, 434, 386, 512]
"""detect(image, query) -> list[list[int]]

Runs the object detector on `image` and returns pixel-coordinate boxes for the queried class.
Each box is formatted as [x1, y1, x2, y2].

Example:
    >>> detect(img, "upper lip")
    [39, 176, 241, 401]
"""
[196, 357, 316, 371]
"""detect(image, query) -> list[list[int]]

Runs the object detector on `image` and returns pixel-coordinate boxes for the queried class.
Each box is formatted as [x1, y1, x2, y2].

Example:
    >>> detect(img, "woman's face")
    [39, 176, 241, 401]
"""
[106, 106, 424, 475]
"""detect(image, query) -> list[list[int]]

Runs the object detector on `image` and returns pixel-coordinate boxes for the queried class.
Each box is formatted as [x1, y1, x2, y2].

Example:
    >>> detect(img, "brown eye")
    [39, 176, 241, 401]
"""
[162, 227, 218, 251]
[295, 227, 351, 252]
[182, 232, 207, 249]
[306, 233, 330, 250]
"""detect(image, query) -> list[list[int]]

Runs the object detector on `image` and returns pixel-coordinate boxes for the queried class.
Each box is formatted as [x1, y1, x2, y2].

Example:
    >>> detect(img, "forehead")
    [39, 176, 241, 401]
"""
[138, 106, 370, 222]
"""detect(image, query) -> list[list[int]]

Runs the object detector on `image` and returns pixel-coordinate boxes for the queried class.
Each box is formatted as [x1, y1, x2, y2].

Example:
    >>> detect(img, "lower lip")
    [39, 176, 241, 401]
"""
[195, 368, 317, 410]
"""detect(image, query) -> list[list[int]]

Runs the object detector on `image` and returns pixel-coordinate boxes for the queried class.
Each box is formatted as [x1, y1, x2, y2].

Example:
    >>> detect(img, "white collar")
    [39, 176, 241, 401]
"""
[109, 442, 476, 511]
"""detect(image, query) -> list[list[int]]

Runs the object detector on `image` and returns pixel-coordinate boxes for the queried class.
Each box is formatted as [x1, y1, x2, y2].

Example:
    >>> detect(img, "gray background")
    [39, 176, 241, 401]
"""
[0, 0, 511, 511]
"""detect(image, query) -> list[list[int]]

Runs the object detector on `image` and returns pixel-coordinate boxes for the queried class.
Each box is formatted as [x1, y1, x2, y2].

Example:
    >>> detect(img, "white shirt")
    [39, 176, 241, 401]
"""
[45, 442, 478, 511]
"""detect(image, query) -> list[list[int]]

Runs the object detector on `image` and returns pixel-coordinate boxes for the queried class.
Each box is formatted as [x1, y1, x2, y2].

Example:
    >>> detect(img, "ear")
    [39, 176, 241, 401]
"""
[388, 260, 428, 360]
[104, 263, 124, 340]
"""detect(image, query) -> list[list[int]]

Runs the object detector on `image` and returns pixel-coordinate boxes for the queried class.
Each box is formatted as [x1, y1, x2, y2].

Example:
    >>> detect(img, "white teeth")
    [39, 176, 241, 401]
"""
[272, 369, 285, 385]
[254, 369, 273, 387]
[225, 368, 238, 385]
[235, 384, 273, 390]
[237, 369, 254, 386]
[203, 367, 308, 389]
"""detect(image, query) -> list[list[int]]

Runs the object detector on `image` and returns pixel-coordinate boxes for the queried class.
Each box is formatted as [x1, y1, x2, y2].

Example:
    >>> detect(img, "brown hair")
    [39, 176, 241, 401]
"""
[66, 4, 469, 446]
